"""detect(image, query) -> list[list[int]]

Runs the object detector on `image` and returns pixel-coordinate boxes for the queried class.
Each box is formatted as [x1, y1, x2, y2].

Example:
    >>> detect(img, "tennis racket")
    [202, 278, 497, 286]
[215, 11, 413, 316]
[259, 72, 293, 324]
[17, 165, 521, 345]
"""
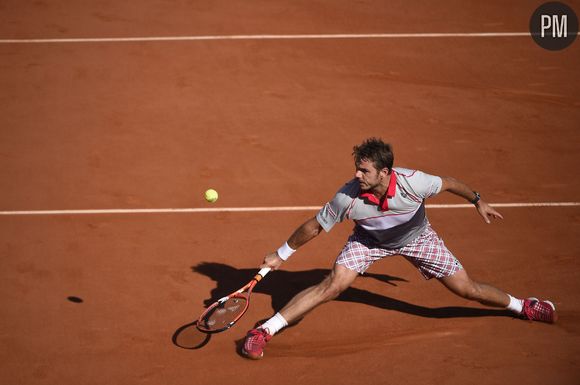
[196, 267, 271, 333]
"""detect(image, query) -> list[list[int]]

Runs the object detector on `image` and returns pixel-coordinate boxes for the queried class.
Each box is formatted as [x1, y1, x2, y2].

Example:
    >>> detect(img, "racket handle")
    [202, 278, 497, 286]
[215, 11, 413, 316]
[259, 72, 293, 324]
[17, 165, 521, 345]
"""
[254, 267, 271, 281]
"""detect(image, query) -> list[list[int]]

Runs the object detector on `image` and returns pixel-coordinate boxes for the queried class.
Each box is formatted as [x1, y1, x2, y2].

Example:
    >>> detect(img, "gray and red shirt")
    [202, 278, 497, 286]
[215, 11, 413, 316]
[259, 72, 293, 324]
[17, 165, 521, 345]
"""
[316, 168, 442, 249]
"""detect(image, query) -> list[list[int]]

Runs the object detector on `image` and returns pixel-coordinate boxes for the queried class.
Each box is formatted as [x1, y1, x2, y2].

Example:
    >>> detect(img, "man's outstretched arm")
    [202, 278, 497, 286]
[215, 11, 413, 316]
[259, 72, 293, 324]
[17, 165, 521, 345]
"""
[440, 176, 504, 224]
[261, 216, 323, 270]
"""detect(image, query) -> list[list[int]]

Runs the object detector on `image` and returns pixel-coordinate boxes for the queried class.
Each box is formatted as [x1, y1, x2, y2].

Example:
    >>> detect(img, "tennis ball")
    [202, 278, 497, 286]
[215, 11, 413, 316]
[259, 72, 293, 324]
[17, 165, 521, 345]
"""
[204, 189, 218, 203]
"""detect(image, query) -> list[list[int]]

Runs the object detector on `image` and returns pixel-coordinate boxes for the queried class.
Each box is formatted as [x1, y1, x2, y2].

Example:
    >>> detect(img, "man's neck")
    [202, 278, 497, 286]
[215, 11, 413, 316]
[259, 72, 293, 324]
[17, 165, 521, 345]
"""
[369, 181, 389, 200]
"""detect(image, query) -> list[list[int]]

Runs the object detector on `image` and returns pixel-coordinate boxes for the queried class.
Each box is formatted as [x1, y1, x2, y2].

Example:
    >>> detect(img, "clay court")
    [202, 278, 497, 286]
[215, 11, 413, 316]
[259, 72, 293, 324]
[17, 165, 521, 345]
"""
[1, 1, 579, 384]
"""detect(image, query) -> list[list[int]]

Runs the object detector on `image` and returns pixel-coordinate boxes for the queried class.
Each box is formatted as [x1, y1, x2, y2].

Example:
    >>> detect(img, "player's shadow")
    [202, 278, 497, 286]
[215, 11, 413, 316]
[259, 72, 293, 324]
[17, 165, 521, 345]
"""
[192, 262, 513, 320]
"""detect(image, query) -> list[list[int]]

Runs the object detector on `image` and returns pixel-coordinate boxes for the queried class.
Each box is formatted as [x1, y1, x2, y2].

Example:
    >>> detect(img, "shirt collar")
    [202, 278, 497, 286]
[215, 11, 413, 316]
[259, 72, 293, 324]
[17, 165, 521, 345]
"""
[359, 172, 397, 211]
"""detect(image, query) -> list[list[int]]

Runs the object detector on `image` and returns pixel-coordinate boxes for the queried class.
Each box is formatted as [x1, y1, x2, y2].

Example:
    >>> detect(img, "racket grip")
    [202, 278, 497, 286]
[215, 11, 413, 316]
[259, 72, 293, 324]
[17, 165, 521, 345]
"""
[254, 267, 271, 281]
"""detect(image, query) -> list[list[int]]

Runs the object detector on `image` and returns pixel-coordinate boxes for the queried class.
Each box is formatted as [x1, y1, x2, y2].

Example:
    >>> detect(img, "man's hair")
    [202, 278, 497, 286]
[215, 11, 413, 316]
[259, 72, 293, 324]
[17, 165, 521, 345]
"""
[352, 137, 394, 171]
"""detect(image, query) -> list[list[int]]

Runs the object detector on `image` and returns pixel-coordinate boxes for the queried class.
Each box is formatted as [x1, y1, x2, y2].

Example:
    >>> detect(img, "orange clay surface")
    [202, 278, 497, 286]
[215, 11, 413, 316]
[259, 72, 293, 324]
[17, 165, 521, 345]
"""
[1, 2, 579, 385]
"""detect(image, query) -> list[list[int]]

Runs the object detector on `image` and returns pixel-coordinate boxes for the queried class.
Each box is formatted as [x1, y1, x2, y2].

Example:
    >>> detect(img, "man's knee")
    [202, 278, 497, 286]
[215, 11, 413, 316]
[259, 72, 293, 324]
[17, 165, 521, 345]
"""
[317, 277, 344, 302]
[319, 266, 357, 301]
[462, 283, 483, 301]
[452, 279, 484, 301]
[441, 272, 483, 301]
[319, 282, 342, 302]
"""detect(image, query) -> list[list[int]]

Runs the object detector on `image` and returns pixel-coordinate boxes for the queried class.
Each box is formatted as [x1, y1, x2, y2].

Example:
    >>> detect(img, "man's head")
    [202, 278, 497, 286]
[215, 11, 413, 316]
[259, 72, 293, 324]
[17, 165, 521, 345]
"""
[352, 138, 394, 192]
[352, 137, 394, 172]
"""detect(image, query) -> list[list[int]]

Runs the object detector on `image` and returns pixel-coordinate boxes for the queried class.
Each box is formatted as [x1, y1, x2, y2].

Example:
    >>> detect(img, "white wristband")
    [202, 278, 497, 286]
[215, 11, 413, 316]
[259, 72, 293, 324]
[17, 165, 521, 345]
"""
[276, 242, 296, 261]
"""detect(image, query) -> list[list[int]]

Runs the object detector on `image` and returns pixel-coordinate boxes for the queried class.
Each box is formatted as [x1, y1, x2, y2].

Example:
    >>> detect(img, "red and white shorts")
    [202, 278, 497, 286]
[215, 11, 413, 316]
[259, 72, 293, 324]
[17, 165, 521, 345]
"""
[336, 223, 463, 279]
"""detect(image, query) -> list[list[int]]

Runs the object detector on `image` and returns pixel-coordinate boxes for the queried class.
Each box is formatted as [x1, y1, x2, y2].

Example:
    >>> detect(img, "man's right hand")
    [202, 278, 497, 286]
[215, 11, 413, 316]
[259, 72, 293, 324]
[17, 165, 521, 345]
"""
[260, 252, 284, 270]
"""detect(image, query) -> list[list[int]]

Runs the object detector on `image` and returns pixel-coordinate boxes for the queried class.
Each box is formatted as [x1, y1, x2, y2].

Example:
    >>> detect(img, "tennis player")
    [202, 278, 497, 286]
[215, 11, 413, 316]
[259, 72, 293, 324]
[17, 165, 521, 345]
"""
[242, 138, 557, 359]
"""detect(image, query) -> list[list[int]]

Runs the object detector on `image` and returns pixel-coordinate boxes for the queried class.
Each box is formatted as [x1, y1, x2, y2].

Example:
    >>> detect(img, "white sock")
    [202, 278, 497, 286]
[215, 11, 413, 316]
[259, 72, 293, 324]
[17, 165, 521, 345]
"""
[506, 294, 524, 314]
[260, 312, 288, 336]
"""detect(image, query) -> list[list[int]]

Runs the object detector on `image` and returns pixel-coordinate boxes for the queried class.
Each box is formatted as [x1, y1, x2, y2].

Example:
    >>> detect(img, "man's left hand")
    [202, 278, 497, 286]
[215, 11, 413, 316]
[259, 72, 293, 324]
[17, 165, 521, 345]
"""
[476, 200, 504, 224]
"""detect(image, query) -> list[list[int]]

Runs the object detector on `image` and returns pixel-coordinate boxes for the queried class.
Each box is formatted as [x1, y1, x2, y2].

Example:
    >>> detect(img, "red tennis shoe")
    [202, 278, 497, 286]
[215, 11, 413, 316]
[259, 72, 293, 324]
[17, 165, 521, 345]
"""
[521, 297, 557, 323]
[242, 328, 272, 360]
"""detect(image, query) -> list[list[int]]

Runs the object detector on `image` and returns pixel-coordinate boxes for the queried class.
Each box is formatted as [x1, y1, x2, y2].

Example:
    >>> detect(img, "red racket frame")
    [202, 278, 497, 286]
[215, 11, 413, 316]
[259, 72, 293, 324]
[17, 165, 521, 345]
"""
[196, 267, 271, 333]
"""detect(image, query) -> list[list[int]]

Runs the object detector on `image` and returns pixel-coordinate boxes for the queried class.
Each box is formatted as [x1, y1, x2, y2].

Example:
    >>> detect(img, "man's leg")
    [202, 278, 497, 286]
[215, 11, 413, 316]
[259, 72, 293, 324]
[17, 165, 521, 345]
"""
[242, 264, 359, 359]
[279, 263, 360, 324]
[438, 269, 510, 307]
[438, 269, 557, 323]
[399, 223, 556, 323]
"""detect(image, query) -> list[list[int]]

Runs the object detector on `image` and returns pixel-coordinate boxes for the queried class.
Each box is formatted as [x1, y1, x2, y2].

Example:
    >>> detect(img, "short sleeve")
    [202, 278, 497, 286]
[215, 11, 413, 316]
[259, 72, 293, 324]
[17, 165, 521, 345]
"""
[406, 171, 442, 199]
[316, 180, 358, 232]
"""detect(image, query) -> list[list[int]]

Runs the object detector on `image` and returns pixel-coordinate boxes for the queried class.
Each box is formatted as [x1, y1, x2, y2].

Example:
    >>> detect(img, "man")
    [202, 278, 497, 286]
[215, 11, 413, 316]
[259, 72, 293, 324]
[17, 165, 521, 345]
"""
[242, 138, 556, 360]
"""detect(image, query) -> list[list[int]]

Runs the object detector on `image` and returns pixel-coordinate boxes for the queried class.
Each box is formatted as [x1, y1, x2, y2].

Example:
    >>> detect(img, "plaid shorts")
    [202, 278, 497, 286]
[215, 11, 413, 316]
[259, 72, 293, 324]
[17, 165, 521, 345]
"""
[336, 223, 463, 279]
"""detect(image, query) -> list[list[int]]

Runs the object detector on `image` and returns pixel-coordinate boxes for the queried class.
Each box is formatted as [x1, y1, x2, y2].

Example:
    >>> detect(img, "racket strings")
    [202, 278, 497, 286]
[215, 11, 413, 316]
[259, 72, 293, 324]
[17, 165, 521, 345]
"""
[201, 296, 248, 330]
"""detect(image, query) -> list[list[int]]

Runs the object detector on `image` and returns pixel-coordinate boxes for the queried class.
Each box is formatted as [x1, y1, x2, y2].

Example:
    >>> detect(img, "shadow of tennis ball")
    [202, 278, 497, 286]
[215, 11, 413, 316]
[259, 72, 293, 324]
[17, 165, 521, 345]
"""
[67, 296, 84, 303]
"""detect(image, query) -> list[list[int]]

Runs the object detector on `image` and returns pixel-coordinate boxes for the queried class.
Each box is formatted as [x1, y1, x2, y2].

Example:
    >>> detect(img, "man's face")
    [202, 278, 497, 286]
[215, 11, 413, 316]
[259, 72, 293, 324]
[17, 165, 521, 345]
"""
[354, 159, 388, 191]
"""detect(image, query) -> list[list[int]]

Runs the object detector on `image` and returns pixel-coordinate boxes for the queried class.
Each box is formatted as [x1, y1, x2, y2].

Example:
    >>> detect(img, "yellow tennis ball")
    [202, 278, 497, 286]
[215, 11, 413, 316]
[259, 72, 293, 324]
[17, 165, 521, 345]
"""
[204, 189, 218, 203]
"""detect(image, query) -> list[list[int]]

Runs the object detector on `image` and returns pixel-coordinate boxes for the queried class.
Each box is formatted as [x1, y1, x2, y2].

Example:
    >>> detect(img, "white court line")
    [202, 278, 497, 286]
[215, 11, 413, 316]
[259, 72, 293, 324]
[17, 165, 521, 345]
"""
[0, 32, 531, 44]
[0, 202, 578, 216]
